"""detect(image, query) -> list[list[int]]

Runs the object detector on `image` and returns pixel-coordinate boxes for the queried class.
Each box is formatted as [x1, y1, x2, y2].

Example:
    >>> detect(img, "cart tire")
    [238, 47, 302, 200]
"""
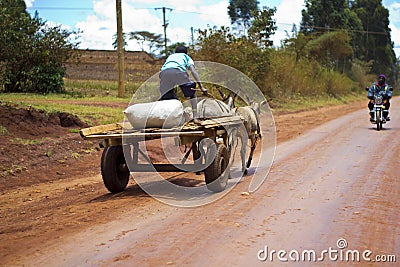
[101, 145, 130, 193]
[204, 143, 229, 192]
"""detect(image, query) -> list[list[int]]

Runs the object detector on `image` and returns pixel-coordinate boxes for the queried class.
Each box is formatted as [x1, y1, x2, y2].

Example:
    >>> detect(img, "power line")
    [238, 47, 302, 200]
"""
[310, 25, 389, 35]
[26, 6, 214, 16]
[174, 9, 208, 15]
[26, 6, 391, 37]
[275, 22, 389, 36]
[27, 7, 93, 11]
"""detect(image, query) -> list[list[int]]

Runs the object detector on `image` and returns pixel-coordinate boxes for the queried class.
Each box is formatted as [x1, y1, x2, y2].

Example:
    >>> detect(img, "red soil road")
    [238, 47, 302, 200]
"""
[1, 98, 399, 266]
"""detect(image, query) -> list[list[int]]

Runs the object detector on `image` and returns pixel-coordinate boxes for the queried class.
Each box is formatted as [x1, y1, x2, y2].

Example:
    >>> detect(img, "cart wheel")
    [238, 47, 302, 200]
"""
[101, 145, 130, 193]
[204, 143, 229, 192]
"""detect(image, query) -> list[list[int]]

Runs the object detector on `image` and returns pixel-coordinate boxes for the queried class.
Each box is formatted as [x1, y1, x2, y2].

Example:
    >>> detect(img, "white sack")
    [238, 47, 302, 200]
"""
[124, 99, 184, 129]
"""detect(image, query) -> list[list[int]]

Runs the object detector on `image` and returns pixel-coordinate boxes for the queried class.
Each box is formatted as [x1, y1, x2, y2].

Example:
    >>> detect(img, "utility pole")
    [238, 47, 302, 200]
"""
[155, 7, 172, 57]
[116, 0, 125, 97]
[191, 27, 194, 46]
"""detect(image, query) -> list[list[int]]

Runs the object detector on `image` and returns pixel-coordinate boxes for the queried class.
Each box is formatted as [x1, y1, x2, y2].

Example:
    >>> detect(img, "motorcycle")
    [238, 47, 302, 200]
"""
[365, 87, 393, 131]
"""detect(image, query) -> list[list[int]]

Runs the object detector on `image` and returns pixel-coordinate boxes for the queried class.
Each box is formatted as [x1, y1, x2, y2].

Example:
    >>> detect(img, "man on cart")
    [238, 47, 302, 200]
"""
[159, 45, 208, 121]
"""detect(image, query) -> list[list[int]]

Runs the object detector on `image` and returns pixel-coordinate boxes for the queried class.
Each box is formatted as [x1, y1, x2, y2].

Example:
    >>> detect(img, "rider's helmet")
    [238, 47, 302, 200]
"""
[378, 74, 386, 86]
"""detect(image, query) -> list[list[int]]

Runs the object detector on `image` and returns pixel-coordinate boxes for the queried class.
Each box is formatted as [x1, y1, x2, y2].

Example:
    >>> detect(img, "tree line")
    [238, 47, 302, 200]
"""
[0, 0, 398, 95]
[300, 0, 397, 81]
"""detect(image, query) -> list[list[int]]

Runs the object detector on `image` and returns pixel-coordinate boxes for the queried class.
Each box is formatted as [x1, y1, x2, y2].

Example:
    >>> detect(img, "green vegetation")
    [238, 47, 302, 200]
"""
[10, 138, 42, 146]
[0, 90, 130, 103]
[0, 0, 398, 123]
[261, 49, 367, 108]
[0, 125, 8, 135]
[0, 164, 25, 176]
[192, 0, 398, 108]
[274, 94, 363, 112]
[193, 26, 366, 109]
[0, 0, 79, 93]
[228, 0, 259, 30]
[71, 152, 81, 159]
[1, 93, 129, 125]
[64, 79, 141, 97]
[301, 0, 397, 81]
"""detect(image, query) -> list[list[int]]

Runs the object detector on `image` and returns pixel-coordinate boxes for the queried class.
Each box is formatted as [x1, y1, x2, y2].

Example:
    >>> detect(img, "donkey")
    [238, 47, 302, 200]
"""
[196, 98, 233, 118]
[216, 89, 265, 174]
[183, 89, 264, 174]
[234, 101, 265, 174]
[182, 96, 233, 122]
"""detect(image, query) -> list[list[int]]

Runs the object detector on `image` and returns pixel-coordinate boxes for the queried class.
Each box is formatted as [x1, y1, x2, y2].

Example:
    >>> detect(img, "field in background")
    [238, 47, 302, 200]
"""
[0, 90, 129, 126]
[0, 49, 369, 126]
[0, 81, 365, 127]
[66, 50, 162, 82]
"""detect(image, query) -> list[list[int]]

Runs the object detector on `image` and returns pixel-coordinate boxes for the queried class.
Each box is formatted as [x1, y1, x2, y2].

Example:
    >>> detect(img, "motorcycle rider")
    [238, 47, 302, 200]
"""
[367, 74, 392, 122]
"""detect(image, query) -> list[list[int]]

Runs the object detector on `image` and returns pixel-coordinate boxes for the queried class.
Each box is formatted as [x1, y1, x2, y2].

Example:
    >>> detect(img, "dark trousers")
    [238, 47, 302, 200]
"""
[159, 68, 196, 100]
[159, 68, 199, 118]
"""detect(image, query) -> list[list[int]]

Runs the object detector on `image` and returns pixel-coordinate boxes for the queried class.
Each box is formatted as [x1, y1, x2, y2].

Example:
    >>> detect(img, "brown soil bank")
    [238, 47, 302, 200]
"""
[0, 103, 98, 190]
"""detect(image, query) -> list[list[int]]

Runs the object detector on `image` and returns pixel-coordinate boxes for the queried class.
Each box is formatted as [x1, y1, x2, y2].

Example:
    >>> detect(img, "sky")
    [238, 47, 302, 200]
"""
[24, 0, 400, 57]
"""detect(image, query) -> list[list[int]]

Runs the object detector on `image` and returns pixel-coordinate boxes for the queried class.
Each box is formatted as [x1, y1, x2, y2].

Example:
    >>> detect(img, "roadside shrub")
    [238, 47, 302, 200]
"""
[0, 2, 79, 94]
[318, 68, 358, 97]
[263, 49, 359, 103]
[20, 65, 65, 94]
[348, 59, 375, 88]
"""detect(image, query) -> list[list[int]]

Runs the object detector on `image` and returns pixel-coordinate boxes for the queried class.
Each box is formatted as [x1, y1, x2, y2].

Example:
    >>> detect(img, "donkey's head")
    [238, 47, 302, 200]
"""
[251, 100, 267, 114]
[217, 88, 237, 109]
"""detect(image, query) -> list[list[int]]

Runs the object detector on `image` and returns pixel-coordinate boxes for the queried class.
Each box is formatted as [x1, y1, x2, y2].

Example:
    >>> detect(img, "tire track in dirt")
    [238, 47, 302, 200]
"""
[5, 98, 395, 266]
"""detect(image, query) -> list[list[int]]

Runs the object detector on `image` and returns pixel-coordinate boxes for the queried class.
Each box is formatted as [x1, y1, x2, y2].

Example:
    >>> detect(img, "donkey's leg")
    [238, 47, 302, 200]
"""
[246, 135, 256, 168]
[241, 148, 247, 174]
[240, 132, 247, 174]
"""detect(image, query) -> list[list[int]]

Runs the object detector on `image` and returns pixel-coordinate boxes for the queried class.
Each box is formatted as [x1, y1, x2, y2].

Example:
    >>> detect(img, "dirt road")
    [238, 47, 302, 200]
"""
[1, 99, 399, 266]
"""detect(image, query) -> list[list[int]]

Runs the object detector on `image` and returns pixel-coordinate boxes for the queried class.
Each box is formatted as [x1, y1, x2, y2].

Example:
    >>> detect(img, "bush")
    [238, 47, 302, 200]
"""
[21, 65, 65, 94]
[0, 1, 79, 94]
[263, 49, 358, 101]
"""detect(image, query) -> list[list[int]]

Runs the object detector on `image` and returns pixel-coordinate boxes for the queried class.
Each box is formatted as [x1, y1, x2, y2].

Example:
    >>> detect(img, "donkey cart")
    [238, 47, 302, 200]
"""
[80, 116, 243, 193]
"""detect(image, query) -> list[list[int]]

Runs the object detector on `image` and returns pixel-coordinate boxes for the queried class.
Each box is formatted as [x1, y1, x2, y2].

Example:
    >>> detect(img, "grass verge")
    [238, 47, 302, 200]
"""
[1, 93, 130, 125]
[0, 87, 366, 126]
[269, 92, 365, 113]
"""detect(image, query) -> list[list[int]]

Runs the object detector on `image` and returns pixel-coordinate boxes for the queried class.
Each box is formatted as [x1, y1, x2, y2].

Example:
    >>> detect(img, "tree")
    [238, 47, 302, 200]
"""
[248, 7, 277, 48]
[194, 26, 270, 88]
[283, 33, 311, 63]
[300, 0, 396, 80]
[351, 0, 396, 77]
[0, 0, 79, 93]
[129, 31, 164, 56]
[343, 8, 365, 60]
[162, 42, 187, 58]
[112, 32, 127, 50]
[300, 0, 364, 56]
[227, 0, 259, 35]
[301, 0, 349, 32]
[306, 31, 353, 72]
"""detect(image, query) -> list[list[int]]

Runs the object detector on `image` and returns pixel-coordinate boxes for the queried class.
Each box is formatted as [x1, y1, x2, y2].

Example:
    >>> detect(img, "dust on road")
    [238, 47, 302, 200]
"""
[1, 99, 398, 266]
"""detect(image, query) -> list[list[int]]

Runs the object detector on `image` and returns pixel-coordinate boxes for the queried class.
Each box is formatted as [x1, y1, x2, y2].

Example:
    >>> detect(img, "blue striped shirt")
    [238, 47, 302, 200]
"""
[161, 53, 194, 73]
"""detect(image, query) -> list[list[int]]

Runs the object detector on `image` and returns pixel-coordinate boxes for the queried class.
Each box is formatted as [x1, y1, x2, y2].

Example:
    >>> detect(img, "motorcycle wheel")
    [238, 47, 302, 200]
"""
[377, 121, 383, 131]
[376, 110, 382, 131]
